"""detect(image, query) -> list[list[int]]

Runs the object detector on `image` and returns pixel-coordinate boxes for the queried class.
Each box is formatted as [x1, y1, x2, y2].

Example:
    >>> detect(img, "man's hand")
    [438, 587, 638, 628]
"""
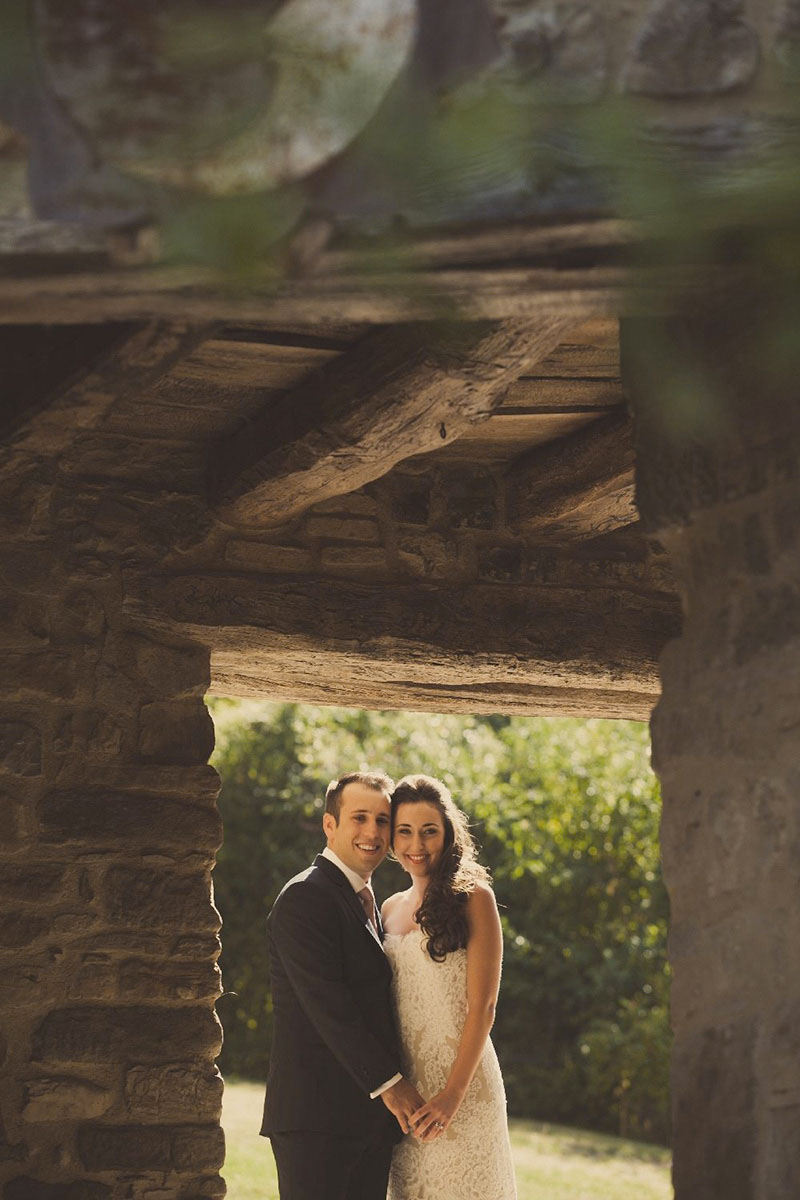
[380, 1077, 426, 1134]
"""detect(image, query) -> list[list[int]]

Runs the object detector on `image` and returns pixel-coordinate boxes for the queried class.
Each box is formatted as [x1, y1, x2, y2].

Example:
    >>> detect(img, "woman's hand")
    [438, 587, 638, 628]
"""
[408, 1087, 464, 1141]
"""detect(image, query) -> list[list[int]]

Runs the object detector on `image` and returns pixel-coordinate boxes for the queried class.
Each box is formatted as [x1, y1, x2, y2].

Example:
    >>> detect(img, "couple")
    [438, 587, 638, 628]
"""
[260, 770, 517, 1200]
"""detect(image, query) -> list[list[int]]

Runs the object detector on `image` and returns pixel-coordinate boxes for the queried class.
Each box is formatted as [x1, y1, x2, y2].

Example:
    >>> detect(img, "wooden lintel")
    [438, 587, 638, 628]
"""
[210, 317, 576, 526]
[125, 569, 679, 720]
[506, 408, 637, 540]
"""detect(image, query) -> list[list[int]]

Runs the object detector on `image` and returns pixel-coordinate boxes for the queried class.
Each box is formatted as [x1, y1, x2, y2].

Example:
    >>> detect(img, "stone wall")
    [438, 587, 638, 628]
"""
[0, 449, 225, 1199]
[628, 300, 800, 1199]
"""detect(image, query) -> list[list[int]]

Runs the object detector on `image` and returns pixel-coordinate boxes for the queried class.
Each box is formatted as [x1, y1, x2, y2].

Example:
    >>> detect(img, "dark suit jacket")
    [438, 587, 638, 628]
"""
[260, 854, 402, 1142]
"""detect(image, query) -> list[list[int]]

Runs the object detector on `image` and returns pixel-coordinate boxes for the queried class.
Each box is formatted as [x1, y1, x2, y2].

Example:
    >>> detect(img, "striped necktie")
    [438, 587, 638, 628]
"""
[358, 886, 377, 933]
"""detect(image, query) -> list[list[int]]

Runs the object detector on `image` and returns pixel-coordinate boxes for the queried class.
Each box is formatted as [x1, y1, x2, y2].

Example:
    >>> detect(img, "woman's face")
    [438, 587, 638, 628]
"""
[392, 801, 447, 879]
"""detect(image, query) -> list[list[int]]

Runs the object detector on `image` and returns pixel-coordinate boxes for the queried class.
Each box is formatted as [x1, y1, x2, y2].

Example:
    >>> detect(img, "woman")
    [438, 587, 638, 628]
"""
[381, 774, 517, 1200]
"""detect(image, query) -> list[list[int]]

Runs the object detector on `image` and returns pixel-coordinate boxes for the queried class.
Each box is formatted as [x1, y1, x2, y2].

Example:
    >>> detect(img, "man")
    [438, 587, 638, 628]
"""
[261, 770, 425, 1200]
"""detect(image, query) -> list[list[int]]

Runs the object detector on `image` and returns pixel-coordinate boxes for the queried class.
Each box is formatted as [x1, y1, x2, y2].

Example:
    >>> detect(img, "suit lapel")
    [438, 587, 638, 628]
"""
[314, 855, 386, 955]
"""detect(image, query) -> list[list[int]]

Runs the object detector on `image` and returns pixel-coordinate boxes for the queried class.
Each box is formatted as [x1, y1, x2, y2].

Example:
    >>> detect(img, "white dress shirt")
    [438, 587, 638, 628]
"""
[320, 846, 403, 1099]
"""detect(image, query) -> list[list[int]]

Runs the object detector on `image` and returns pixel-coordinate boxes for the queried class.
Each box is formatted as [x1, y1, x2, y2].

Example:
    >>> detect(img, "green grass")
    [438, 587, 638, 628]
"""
[220, 1078, 672, 1199]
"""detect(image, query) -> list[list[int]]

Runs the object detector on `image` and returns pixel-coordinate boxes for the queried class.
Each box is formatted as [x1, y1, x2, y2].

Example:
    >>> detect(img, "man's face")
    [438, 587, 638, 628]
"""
[322, 782, 391, 880]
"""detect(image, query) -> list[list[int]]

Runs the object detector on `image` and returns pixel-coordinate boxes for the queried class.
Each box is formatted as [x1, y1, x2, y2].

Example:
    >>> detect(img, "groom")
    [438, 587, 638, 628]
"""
[260, 770, 425, 1199]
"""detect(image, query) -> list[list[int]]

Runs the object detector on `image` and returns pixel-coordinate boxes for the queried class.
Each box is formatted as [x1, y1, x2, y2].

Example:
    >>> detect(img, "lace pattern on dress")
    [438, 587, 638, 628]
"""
[384, 929, 517, 1200]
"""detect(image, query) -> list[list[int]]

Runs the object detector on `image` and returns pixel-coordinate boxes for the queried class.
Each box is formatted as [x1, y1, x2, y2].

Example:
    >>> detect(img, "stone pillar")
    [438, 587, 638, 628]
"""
[0, 454, 225, 1198]
[624, 297, 800, 1199]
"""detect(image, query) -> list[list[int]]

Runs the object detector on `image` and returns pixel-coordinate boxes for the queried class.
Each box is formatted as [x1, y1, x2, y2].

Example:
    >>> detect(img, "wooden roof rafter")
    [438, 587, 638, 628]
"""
[209, 316, 578, 527]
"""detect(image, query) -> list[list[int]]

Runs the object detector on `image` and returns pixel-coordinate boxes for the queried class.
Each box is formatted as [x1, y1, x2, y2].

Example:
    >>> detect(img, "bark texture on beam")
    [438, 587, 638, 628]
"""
[506, 409, 637, 540]
[125, 570, 679, 719]
[211, 318, 575, 526]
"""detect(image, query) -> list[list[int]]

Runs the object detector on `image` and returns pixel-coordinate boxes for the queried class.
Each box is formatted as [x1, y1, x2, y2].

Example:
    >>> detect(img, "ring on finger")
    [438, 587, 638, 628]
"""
[434, 1121, 445, 1130]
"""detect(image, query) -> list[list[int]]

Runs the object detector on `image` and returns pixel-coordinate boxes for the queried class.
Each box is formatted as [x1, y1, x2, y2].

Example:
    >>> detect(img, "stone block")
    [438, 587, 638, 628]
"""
[303, 515, 380, 543]
[78, 932, 172, 957]
[0, 792, 23, 843]
[77, 1124, 172, 1169]
[224, 541, 314, 574]
[171, 1125, 225, 1171]
[124, 1064, 223, 1122]
[442, 470, 497, 529]
[396, 531, 474, 581]
[50, 588, 107, 642]
[138, 701, 215, 766]
[478, 546, 523, 583]
[0, 592, 49, 651]
[0, 652, 84, 700]
[0, 863, 66, 902]
[76, 1122, 224, 1171]
[133, 638, 210, 699]
[52, 709, 126, 765]
[0, 721, 42, 776]
[319, 545, 389, 573]
[103, 867, 220, 933]
[5, 1180, 111, 1200]
[388, 477, 431, 526]
[40, 791, 222, 854]
[22, 1076, 113, 1122]
[66, 962, 117, 1001]
[83, 764, 221, 802]
[171, 935, 221, 961]
[182, 1176, 226, 1199]
[498, 3, 607, 100]
[119, 960, 222, 1003]
[623, 0, 759, 97]
[32, 1005, 223, 1064]
[0, 912, 48, 948]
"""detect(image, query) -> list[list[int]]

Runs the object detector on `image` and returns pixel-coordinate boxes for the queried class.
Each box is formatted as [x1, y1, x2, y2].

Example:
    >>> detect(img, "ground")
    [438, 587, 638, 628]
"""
[221, 1078, 672, 1200]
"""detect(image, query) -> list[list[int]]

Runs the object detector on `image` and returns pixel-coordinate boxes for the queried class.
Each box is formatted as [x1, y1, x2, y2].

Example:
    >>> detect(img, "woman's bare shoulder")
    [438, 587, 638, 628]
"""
[466, 880, 499, 922]
[380, 888, 412, 918]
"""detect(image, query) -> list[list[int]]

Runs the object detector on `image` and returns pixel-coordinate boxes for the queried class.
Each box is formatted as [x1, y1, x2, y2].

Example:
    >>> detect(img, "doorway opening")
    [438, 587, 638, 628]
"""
[209, 699, 671, 1200]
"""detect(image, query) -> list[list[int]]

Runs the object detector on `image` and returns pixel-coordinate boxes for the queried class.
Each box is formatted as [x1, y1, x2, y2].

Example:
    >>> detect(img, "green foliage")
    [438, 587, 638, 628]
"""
[210, 701, 671, 1143]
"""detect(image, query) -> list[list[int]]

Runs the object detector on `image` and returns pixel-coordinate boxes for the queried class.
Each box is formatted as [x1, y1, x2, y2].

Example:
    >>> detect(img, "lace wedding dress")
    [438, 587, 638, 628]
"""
[384, 929, 517, 1200]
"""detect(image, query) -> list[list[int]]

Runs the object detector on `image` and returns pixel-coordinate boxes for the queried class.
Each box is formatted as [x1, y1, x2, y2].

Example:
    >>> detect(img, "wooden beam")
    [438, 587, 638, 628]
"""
[506, 408, 637, 541]
[124, 569, 680, 720]
[0, 262, 629, 326]
[5, 320, 218, 455]
[210, 318, 576, 526]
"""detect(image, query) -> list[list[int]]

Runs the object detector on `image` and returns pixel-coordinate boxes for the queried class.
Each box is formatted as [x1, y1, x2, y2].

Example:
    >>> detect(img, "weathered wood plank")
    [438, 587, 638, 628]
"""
[2, 320, 218, 454]
[501, 378, 622, 409]
[125, 570, 680, 718]
[0, 263, 686, 326]
[506, 409, 637, 540]
[169, 338, 340, 391]
[210, 317, 577, 526]
[315, 219, 635, 273]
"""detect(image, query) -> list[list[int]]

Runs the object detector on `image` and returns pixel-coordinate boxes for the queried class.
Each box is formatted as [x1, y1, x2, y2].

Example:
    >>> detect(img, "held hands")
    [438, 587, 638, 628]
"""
[409, 1086, 463, 1141]
[380, 1077, 427, 1135]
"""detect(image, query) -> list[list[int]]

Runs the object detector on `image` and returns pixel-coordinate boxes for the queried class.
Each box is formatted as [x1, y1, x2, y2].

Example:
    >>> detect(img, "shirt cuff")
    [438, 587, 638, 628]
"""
[370, 1072, 403, 1100]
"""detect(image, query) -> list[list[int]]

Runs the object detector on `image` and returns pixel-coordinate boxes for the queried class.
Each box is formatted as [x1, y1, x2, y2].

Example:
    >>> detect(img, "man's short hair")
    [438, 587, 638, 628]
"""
[324, 771, 395, 822]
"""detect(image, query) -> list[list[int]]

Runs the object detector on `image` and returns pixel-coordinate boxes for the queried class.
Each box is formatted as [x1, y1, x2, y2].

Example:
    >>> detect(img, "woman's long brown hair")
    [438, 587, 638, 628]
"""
[391, 774, 490, 962]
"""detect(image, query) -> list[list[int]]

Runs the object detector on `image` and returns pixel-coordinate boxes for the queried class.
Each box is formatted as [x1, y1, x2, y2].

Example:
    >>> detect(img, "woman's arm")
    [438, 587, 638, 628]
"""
[410, 883, 503, 1141]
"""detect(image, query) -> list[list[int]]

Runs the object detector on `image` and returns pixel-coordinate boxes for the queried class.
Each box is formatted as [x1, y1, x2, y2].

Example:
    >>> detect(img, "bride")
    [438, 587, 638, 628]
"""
[381, 774, 518, 1200]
